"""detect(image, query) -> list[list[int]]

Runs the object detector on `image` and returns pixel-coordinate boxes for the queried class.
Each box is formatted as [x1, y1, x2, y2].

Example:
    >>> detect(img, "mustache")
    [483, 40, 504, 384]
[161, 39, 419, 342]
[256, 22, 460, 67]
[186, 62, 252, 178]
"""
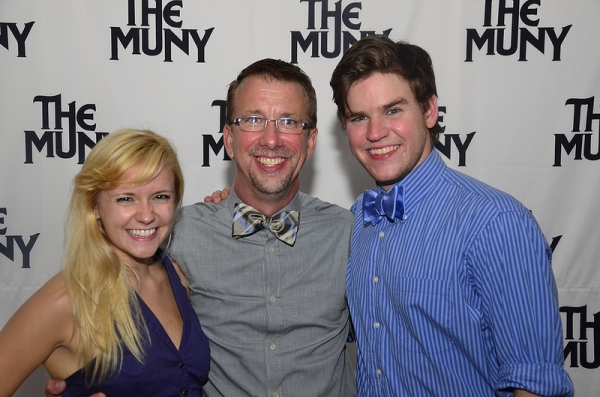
[249, 147, 295, 158]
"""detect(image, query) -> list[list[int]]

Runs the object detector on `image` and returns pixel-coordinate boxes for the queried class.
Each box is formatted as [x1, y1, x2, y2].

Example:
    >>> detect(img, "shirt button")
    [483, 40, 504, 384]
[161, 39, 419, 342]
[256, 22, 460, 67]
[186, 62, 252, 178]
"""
[373, 276, 379, 283]
[270, 343, 277, 350]
[269, 296, 277, 303]
[178, 362, 186, 369]
[379, 231, 385, 238]
[268, 246, 275, 253]
[376, 369, 382, 376]
[374, 322, 380, 329]
[182, 390, 189, 396]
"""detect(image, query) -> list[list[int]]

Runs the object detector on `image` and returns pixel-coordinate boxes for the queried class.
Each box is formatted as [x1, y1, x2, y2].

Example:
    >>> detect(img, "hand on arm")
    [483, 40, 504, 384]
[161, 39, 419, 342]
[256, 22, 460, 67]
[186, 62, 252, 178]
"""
[44, 380, 65, 397]
[203, 187, 231, 204]
[45, 380, 106, 397]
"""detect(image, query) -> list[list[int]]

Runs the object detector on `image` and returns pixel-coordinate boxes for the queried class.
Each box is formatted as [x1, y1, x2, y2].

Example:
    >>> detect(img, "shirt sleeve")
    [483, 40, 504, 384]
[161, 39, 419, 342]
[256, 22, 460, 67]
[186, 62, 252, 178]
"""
[466, 210, 574, 397]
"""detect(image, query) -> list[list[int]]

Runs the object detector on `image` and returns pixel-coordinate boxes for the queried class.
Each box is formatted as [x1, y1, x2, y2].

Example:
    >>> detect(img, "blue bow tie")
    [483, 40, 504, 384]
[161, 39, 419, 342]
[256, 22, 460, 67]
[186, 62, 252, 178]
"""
[362, 184, 405, 225]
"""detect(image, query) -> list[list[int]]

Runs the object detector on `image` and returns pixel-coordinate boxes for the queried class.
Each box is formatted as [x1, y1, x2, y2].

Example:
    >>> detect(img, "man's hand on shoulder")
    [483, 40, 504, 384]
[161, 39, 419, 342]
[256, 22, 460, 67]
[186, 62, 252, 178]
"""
[45, 379, 66, 396]
[45, 379, 106, 397]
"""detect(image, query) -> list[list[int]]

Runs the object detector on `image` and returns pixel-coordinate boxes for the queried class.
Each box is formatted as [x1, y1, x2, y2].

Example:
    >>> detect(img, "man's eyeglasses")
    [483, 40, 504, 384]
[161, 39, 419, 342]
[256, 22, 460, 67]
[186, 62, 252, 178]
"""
[233, 116, 308, 135]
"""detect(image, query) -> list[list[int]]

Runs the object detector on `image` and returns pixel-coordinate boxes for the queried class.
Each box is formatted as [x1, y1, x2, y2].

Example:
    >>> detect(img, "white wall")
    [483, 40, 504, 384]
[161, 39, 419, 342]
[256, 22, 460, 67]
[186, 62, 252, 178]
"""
[1, 1, 598, 394]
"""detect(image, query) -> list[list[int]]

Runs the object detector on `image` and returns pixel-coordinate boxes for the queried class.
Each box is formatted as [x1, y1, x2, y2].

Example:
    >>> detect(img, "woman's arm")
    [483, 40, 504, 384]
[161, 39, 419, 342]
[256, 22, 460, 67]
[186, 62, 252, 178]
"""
[0, 273, 78, 397]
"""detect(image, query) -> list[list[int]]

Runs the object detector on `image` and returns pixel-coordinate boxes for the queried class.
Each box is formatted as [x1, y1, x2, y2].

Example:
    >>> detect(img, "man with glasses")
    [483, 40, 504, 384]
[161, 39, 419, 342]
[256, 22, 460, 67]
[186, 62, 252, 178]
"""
[46, 59, 356, 397]
[172, 58, 355, 397]
[180, 59, 355, 396]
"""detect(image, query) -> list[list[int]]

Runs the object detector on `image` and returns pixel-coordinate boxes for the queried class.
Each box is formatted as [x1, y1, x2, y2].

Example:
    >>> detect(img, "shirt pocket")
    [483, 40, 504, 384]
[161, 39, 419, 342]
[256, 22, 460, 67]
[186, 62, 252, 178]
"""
[393, 277, 455, 354]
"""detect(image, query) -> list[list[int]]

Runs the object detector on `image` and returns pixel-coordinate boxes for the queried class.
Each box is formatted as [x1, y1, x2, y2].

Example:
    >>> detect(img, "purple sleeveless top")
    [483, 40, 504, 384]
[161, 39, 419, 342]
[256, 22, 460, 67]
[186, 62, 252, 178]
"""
[62, 250, 210, 396]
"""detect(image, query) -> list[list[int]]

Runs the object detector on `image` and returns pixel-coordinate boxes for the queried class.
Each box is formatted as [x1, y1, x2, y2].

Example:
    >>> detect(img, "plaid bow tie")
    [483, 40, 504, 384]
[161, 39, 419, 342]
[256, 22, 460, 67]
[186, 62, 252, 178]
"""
[362, 184, 405, 225]
[232, 202, 300, 246]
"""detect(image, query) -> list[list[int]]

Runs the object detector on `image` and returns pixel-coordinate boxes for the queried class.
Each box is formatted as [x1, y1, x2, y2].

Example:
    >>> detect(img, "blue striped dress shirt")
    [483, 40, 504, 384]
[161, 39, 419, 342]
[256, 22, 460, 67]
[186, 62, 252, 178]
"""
[347, 149, 574, 396]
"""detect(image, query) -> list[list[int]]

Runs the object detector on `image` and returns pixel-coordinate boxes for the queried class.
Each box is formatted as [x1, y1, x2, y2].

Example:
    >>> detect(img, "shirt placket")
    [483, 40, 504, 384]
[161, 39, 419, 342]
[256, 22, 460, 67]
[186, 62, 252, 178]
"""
[264, 231, 283, 397]
[368, 221, 387, 395]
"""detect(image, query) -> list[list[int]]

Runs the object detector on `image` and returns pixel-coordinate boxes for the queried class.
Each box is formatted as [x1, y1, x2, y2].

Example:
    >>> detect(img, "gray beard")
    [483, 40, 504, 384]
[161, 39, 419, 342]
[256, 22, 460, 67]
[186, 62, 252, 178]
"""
[250, 171, 293, 196]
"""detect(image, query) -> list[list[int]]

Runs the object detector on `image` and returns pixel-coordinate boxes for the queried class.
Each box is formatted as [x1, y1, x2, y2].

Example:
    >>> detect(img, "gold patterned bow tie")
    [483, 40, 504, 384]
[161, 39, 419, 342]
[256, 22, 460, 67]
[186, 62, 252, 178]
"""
[232, 202, 300, 246]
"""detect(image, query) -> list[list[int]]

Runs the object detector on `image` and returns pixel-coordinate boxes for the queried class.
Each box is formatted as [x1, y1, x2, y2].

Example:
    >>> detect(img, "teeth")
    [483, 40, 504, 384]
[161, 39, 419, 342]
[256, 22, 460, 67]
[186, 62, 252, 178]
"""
[369, 145, 399, 155]
[258, 157, 285, 166]
[128, 228, 156, 238]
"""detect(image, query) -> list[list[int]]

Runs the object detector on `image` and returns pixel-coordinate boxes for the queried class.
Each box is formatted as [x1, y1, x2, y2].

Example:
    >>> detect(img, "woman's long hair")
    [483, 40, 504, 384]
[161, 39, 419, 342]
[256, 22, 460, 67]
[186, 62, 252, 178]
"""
[63, 128, 184, 383]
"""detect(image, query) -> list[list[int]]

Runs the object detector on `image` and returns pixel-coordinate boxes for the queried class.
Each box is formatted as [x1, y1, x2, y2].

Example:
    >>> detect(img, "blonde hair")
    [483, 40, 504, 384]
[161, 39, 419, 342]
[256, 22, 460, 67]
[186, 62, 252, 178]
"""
[63, 128, 184, 383]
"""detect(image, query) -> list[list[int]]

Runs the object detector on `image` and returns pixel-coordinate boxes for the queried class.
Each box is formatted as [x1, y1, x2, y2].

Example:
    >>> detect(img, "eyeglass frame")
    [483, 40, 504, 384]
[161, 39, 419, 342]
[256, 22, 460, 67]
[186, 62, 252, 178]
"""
[232, 116, 310, 135]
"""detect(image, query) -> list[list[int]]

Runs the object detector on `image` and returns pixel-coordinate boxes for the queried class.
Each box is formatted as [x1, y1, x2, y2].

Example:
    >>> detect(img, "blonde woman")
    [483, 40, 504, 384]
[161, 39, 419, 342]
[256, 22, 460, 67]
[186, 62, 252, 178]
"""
[0, 129, 210, 396]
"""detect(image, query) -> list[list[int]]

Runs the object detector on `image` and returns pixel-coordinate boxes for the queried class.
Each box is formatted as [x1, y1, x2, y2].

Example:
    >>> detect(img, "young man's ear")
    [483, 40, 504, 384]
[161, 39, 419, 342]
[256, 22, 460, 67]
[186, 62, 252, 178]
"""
[425, 96, 439, 129]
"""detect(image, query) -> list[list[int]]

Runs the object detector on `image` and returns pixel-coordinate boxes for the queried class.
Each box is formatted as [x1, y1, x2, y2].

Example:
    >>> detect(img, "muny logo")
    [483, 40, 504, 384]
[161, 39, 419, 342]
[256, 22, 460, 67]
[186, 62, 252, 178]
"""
[554, 96, 600, 166]
[201, 100, 231, 167]
[434, 106, 476, 167]
[24, 94, 109, 164]
[111, 0, 214, 62]
[291, 0, 392, 63]
[561, 305, 600, 369]
[0, 208, 39, 269]
[465, 0, 571, 62]
[0, 21, 34, 57]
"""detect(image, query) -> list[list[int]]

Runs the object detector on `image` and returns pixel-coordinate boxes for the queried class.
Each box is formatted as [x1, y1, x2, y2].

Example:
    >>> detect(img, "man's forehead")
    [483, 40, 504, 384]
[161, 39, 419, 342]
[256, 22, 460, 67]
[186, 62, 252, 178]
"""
[235, 76, 309, 115]
[346, 73, 413, 101]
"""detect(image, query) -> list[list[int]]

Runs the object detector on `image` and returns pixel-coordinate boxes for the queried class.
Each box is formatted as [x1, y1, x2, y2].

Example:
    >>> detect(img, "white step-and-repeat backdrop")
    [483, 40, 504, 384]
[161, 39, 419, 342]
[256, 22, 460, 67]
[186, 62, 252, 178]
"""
[1, 1, 599, 395]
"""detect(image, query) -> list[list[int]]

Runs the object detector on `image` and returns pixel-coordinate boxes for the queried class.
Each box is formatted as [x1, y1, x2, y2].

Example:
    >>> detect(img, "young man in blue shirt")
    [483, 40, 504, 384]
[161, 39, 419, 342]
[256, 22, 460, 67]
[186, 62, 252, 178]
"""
[330, 34, 574, 397]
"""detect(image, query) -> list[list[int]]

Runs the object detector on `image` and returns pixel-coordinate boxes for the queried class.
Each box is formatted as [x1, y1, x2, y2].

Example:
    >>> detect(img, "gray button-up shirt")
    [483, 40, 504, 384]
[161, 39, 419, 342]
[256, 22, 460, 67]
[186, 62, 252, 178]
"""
[170, 190, 356, 397]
